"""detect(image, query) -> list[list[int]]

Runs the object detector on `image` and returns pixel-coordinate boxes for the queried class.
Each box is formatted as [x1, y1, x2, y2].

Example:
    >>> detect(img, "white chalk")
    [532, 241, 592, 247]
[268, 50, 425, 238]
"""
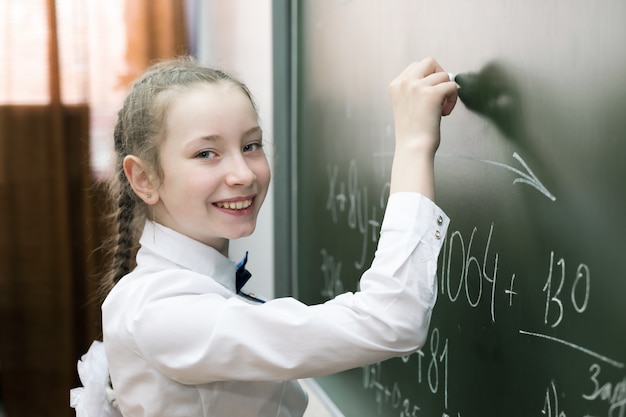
[448, 72, 455, 82]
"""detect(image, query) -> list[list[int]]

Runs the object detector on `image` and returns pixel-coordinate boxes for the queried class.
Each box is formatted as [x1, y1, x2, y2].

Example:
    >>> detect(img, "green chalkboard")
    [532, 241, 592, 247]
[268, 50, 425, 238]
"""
[291, 1, 626, 416]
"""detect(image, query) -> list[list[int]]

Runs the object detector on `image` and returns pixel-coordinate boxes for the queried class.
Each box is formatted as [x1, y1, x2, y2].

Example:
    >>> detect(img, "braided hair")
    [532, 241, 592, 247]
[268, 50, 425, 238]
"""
[100, 56, 257, 296]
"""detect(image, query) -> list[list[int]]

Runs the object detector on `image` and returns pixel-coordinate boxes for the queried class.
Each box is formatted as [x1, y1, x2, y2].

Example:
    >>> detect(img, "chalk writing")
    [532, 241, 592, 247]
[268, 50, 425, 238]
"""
[505, 273, 517, 306]
[319, 155, 624, 417]
[427, 328, 449, 408]
[519, 331, 624, 369]
[362, 327, 455, 416]
[542, 380, 568, 417]
[439, 224, 595, 330]
[325, 160, 386, 270]
[439, 223, 501, 322]
[542, 251, 591, 328]
[362, 361, 407, 415]
[320, 248, 344, 299]
[443, 151, 556, 201]
[583, 363, 626, 417]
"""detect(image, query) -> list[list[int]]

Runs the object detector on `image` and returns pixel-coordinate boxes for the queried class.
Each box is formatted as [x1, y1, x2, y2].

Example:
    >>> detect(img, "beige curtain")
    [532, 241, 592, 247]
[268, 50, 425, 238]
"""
[0, 1, 188, 416]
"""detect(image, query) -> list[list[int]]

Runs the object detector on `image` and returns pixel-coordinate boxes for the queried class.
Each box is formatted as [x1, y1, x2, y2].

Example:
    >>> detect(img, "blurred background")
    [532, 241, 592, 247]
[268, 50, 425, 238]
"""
[0, 1, 281, 415]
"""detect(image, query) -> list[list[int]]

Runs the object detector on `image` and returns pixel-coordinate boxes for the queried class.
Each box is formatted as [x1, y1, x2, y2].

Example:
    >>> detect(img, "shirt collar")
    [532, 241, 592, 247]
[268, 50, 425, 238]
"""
[138, 221, 238, 293]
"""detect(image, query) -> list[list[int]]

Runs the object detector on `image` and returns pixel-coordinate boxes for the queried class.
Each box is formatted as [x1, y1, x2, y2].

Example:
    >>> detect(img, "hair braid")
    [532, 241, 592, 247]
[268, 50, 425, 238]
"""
[100, 116, 141, 295]
[112, 180, 137, 282]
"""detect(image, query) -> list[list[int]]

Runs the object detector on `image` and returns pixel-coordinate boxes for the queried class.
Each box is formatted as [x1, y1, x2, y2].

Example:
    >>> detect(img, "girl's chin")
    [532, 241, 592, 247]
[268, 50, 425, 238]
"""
[227, 226, 256, 240]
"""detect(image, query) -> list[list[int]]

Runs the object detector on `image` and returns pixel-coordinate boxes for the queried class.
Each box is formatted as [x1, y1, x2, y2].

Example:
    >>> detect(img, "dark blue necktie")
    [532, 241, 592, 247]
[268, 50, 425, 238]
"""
[235, 251, 252, 294]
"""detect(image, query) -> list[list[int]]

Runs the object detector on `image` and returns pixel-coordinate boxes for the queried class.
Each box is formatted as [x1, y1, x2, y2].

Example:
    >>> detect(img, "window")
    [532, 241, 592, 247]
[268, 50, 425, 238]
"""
[1, 0, 129, 176]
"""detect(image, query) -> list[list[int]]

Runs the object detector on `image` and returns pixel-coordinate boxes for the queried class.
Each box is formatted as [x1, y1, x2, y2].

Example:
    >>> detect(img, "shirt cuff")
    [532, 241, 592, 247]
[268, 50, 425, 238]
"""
[381, 192, 450, 245]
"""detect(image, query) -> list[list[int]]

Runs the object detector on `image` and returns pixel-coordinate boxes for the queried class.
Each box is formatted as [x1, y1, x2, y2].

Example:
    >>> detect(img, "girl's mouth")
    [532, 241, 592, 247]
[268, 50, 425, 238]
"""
[215, 199, 253, 211]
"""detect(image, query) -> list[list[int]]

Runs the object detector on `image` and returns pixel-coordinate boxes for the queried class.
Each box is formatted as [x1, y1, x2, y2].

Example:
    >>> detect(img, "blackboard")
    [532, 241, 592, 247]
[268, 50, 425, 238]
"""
[292, 1, 626, 416]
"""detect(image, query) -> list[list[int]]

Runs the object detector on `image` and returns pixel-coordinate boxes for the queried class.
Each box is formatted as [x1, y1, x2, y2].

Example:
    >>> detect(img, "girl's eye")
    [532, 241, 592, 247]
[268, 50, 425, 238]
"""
[195, 150, 216, 159]
[243, 142, 263, 153]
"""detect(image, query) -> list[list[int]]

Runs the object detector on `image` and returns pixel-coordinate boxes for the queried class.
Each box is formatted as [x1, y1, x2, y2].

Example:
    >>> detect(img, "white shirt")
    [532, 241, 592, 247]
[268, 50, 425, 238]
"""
[102, 192, 449, 417]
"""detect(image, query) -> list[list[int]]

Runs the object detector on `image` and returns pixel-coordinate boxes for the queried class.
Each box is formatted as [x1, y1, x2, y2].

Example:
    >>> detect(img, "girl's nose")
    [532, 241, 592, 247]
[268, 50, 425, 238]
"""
[225, 153, 256, 186]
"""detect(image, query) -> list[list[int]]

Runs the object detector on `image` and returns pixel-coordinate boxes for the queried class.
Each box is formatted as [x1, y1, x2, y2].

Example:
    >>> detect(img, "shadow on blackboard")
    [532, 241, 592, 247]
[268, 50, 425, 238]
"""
[455, 61, 527, 144]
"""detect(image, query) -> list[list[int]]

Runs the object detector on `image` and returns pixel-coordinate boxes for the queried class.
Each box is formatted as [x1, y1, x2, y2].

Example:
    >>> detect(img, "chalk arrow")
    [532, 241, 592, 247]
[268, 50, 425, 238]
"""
[442, 152, 556, 201]
[480, 152, 556, 201]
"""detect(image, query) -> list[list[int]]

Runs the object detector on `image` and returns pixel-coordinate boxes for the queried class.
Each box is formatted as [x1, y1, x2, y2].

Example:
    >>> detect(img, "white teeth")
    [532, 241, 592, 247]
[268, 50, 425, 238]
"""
[217, 199, 252, 210]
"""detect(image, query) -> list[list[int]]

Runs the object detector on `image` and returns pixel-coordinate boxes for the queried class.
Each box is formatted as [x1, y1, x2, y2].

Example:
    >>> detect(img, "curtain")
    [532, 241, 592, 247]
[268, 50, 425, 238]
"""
[0, 1, 188, 416]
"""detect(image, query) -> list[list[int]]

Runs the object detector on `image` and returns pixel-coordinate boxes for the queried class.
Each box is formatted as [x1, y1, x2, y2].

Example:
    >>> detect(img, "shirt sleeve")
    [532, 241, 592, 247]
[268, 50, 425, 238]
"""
[130, 192, 450, 384]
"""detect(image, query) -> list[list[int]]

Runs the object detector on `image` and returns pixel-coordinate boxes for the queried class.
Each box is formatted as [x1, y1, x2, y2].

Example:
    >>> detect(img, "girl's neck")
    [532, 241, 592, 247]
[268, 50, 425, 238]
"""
[217, 240, 229, 257]
[149, 219, 230, 257]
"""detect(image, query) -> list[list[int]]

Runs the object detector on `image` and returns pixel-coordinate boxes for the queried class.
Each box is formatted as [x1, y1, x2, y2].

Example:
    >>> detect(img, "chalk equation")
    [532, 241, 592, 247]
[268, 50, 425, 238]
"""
[436, 221, 622, 371]
[325, 160, 387, 270]
[438, 220, 594, 329]
[362, 327, 455, 417]
[315, 159, 624, 417]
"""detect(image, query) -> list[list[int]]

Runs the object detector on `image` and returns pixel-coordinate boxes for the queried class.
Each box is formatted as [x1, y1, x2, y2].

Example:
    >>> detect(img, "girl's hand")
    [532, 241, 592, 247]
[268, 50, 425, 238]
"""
[388, 57, 458, 155]
[388, 58, 458, 199]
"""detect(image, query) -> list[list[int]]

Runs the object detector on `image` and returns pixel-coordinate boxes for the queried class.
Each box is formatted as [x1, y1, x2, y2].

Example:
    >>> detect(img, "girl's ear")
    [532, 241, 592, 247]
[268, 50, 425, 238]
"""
[123, 155, 159, 205]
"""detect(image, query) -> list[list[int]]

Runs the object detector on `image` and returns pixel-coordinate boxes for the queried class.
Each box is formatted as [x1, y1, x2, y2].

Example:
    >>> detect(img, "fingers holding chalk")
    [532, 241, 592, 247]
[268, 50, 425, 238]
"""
[441, 72, 459, 116]
[448, 73, 461, 87]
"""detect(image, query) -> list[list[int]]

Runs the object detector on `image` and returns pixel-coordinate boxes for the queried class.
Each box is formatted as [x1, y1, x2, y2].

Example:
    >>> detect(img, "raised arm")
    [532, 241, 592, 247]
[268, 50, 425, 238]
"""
[388, 57, 458, 199]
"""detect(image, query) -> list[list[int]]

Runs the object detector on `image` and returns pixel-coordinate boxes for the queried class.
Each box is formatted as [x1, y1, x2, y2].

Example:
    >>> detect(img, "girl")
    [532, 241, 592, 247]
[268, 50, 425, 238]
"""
[72, 56, 457, 416]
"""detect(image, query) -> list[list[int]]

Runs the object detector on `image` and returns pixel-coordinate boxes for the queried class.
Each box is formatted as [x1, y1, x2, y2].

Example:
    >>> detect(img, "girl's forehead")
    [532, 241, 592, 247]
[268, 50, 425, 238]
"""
[163, 82, 258, 139]
[170, 82, 253, 112]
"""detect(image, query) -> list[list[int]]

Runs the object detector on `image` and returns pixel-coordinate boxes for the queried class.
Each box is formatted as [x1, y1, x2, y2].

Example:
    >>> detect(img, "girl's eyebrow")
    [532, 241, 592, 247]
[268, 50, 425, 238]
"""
[242, 126, 262, 138]
[200, 126, 262, 142]
[188, 126, 262, 148]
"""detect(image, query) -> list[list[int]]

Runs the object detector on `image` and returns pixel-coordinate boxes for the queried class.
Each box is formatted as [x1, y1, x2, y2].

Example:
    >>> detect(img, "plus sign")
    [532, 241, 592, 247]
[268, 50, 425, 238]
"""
[505, 274, 517, 306]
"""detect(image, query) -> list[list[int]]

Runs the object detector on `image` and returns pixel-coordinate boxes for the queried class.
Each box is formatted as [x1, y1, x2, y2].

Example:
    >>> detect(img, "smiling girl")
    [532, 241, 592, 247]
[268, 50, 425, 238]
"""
[71, 56, 457, 417]
[124, 80, 271, 255]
